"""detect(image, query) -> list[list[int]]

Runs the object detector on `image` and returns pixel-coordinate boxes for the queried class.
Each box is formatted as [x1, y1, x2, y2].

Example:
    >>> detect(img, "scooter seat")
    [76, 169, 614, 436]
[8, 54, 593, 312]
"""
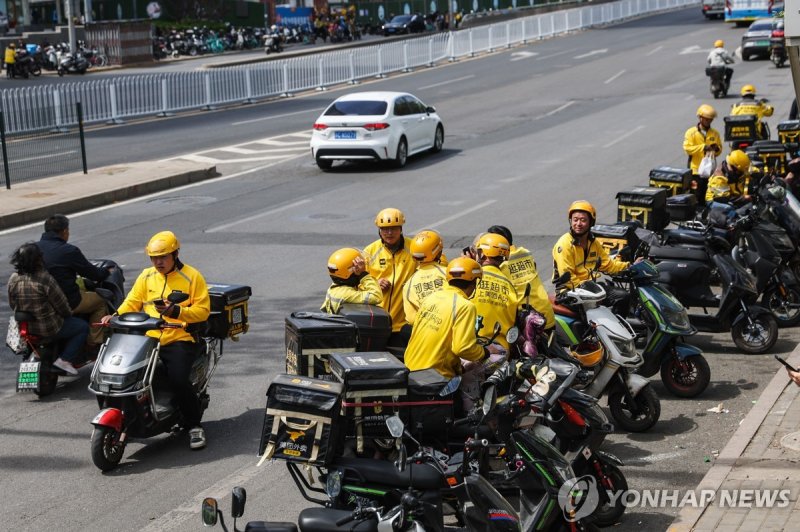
[297, 508, 375, 532]
[332, 456, 444, 490]
[649, 245, 708, 263]
[548, 293, 577, 318]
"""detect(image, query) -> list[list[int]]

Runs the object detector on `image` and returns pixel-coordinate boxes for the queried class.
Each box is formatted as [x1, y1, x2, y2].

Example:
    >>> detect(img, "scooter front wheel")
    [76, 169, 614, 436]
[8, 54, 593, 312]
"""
[660, 353, 711, 398]
[91, 426, 126, 471]
[590, 458, 628, 526]
[731, 313, 778, 354]
[608, 383, 660, 432]
[762, 286, 800, 327]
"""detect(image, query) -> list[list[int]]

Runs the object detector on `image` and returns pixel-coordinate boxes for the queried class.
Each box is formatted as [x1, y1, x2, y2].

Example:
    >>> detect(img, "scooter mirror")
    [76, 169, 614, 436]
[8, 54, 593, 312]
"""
[201, 498, 218, 526]
[506, 326, 519, 344]
[386, 414, 405, 439]
[231, 486, 247, 518]
[482, 385, 497, 416]
[167, 292, 190, 305]
[440, 376, 461, 396]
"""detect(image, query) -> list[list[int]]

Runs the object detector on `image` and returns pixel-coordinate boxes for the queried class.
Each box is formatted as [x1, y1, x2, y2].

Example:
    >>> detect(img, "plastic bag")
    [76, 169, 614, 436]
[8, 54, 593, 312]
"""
[698, 154, 716, 178]
[5, 316, 26, 354]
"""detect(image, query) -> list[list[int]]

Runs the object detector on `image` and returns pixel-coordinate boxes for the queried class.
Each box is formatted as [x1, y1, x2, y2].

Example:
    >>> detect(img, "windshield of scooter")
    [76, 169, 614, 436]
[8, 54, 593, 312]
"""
[780, 188, 800, 238]
[714, 254, 757, 295]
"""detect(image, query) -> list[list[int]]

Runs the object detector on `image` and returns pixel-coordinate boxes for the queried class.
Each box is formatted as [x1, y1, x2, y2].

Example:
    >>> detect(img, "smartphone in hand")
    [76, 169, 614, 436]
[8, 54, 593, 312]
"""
[775, 355, 798, 372]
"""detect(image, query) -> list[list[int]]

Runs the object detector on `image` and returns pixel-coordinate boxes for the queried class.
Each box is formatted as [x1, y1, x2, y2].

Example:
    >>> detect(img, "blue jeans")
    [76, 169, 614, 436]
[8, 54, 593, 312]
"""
[56, 316, 89, 362]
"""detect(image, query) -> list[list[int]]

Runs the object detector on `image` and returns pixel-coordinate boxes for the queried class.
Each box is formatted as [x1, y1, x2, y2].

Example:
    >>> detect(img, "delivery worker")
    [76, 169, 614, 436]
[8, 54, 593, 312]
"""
[684, 104, 723, 204]
[402, 230, 447, 326]
[4, 42, 15, 78]
[472, 232, 519, 350]
[321, 247, 382, 314]
[731, 84, 774, 140]
[706, 149, 751, 207]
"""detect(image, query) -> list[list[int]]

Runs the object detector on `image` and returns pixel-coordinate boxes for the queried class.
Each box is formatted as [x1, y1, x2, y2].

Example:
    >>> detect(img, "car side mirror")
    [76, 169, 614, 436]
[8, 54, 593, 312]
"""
[426, 106, 436, 114]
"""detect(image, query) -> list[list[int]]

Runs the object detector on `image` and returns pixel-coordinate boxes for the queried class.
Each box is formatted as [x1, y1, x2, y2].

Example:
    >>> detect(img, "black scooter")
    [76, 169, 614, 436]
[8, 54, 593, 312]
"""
[770, 28, 787, 68]
[649, 220, 779, 354]
[706, 66, 731, 99]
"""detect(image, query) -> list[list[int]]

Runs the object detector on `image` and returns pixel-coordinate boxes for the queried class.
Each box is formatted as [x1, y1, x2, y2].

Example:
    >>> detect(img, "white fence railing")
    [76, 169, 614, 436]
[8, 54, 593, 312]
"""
[0, 0, 698, 135]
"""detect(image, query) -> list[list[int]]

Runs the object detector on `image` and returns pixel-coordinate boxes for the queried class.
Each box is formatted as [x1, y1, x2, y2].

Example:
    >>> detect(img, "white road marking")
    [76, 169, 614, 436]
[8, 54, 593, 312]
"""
[412, 199, 496, 233]
[645, 45, 663, 56]
[219, 146, 308, 154]
[537, 101, 575, 119]
[574, 48, 607, 59]
[679, 45, 706, 55]
[604, 69, 626, 84]
[418, 74, 475, 90]
[207, 198, 313, 233]
[167, 130, 312, 164]
[510, 51, 538, 62]
[536, 50, 573, 61]
[602, 125, 645, 148]
[231, 108, 325, 126]
[13, 151, 77, 163]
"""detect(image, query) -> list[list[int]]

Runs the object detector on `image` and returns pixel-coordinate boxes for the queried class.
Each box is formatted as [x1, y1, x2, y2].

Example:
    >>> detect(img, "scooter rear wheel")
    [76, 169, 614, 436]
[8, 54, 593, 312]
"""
[731, 313, 778, 354]
[91, 426, 125, 471]
[660, 353, 711, 398]
[763, 286, 800, 327]
[34, 371, 58, 397]
[608, 383, 660, 432]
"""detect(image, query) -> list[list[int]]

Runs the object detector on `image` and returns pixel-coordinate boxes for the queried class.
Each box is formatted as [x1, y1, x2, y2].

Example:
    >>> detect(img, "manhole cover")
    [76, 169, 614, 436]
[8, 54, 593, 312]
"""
[780, 431, 800, 452]
[308, 213, 349, 220]
[147, 196, 216, 206]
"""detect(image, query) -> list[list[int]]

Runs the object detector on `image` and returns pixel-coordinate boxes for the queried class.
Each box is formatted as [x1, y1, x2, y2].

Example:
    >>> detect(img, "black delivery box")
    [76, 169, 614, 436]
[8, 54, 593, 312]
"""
[777, 120, 800, 145]
[666, 193, 698, 222]
[648, 166, 692, 196]
[258, 374, 344, 466]
[207, 283, 252, 339]
[616, 186, 669, 231]
[285, 312, 357, 379]
[330, 352, 408, 446]
[404, 368, 456, 444]
[724, 115, 758, 142]
[337, 303, 392, 351]
[592, 222, 642, 262]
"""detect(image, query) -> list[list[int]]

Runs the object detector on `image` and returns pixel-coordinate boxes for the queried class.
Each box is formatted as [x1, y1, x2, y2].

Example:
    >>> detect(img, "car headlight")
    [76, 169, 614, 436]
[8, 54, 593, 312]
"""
[325, 470, 342, 498]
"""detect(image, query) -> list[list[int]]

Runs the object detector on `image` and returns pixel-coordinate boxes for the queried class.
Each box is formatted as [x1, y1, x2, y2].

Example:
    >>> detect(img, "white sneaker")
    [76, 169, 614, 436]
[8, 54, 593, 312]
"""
[53, 357, 78, 376]
[189, 427, 206, 450]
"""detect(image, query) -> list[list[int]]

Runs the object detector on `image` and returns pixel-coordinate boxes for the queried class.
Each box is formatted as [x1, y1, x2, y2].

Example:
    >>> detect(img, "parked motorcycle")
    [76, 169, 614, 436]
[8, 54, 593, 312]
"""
[57, 52, 89, 76]
[264, 32, 284, 55]
[12, 259, 124, 397]
[552, 277, 661, 432]
[649, 219, 779, 354]
[770, 24, 787, 68]
[88, 292, 225, 471]
[610, 259, 710, 398]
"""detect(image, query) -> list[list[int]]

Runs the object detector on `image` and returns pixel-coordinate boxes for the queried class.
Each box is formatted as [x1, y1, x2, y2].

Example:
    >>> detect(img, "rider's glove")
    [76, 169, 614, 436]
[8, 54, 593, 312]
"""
[163, 304, 181, 319]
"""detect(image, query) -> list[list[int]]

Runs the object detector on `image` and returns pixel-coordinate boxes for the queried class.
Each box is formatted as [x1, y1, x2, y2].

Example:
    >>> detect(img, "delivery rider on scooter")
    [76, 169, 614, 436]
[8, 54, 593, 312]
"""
[707, 40, 734, 87]
[731, 84, 774, 140]
[706, 149, 752, 209]
[101, 231, 210, 450]
[552, 201, 634, 315]
[321, 247, 382, 314]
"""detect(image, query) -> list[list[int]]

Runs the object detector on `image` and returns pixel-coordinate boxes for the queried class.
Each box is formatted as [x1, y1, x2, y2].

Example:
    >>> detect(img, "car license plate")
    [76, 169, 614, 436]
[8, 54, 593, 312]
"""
[334, 131, 356, 140]
[17, 361, 40, 392]
[756, 40, 770, 46]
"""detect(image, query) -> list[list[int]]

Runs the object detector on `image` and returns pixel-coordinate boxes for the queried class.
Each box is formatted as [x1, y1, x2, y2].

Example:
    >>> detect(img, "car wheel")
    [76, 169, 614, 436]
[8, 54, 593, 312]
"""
[431, 125, 444, 153]
[742, 52, 750, 61]
[316, 157, 333, 171]
[392, 138, 408, 168]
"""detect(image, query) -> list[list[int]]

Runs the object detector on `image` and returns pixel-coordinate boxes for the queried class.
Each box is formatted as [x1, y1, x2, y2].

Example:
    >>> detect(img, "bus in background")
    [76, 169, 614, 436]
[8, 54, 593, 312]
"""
[725, 0, 782, 26]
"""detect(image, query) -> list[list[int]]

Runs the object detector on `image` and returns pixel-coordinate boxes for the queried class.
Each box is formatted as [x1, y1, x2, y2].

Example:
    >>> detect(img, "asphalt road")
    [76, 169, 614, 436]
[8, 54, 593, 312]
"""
[0, 6, 798, 531]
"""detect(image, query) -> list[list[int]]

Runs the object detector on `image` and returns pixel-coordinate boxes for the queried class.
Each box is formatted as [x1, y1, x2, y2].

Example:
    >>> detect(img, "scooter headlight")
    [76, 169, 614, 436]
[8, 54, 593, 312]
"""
[662, 306, 692, 332]
[96, 369, 143, 390]
[611, 337, 638, 359]
[325, 470, 342, 498]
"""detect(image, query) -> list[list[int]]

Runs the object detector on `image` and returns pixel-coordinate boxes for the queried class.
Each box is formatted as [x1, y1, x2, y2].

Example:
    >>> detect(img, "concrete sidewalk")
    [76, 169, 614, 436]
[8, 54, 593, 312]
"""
[669, 346, 800, 531]
[0, 160, 217, 231]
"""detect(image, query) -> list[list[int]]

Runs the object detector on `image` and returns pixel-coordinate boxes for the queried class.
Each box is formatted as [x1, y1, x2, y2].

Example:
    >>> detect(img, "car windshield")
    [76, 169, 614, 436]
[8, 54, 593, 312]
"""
[391, 15, 412, 23]
[748, 21, 773, 32]
[325, 100, 388, 116]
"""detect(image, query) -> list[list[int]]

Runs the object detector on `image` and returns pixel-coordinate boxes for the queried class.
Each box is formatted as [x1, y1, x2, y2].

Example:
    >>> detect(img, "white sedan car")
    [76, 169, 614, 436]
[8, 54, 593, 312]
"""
[310, 91, 444, 171]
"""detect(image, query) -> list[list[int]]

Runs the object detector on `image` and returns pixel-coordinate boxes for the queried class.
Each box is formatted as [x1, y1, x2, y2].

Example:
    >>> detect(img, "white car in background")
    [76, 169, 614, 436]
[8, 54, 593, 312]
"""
[309, 91, 445, 171]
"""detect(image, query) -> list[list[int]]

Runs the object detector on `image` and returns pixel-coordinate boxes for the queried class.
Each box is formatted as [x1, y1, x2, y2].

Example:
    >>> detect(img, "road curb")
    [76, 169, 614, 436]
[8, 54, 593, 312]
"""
[668, 345, 800, 531]
[0, 163, 217, 230]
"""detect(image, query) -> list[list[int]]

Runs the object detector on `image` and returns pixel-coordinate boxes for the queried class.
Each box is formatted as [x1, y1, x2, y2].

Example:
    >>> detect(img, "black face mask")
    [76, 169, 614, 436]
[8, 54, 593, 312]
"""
[334, 271, 367, 287]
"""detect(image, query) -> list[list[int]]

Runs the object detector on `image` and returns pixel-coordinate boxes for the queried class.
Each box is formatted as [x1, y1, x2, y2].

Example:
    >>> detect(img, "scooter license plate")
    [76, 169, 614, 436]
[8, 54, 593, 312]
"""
[17, 361, 40, 392]
[334, 130, 356, 140]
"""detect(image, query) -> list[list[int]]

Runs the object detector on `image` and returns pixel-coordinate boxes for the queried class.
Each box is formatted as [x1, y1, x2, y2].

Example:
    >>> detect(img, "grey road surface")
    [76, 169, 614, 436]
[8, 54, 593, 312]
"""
[0, 7, 797, 532]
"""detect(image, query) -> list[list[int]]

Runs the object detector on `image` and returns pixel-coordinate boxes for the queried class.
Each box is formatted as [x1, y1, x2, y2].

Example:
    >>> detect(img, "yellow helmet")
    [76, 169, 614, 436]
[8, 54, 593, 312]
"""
[714, 39, 724, 48]
[375, 208, 405, 228]
[696, 104, 717, 120]
[569, 340, 604, 368]
[410, 230, 443, 263]
[327, 248, 362, 280]
[476, 233, 510, 258]
[741, 84, 756, 97]
[568, 200, 596, 224]
[726, 150, 751, 173]
[146, 231, 180, 256]
[446, 257, 482, 283]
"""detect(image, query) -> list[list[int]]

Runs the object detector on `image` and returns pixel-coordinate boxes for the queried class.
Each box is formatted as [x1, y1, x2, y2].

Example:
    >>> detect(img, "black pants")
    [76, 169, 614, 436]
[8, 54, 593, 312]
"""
[160, 341, 202, 427]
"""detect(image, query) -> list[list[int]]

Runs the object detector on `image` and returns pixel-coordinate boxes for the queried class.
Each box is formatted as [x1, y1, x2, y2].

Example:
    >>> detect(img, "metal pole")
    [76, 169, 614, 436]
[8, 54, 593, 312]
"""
[1, 111, 10, 189]
[65, 0, 77, 53]
[77, 102, 87, 174]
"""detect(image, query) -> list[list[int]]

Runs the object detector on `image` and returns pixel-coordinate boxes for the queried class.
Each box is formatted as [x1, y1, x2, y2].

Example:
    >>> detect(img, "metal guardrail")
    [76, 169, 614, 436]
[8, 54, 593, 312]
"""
[0, 0, 698, 135]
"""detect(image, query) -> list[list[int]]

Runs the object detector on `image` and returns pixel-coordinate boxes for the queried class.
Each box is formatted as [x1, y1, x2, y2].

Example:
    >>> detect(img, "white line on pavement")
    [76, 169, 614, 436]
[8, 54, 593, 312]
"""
[411, 199, 496, 233]
[604, 69, 626, 84]
[538, 101, 575, 119]
[207, 198, 313, 233]
[13, 151, 77, 163]
[574, 49, 607, 59]
[602, 125, 645, 148]
[231, 108, 325, 126]
[419, 74, 476, 90]
[645, 45, 663, 56]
